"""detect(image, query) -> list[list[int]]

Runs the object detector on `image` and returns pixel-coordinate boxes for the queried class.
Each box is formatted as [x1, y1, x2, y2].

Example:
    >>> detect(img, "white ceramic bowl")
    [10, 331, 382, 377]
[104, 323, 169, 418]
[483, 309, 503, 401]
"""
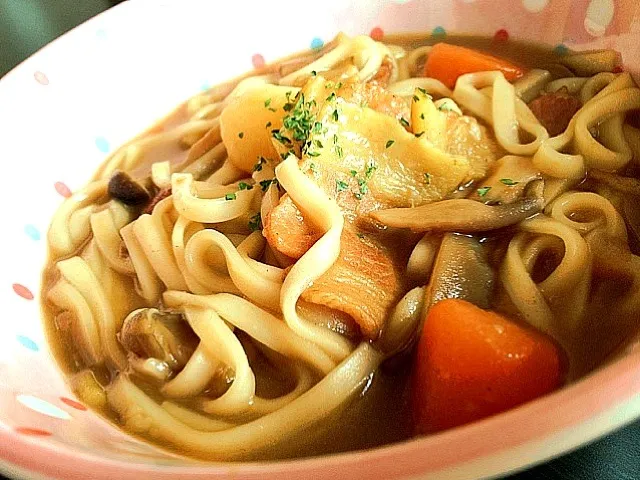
[1, 1, 639, 479]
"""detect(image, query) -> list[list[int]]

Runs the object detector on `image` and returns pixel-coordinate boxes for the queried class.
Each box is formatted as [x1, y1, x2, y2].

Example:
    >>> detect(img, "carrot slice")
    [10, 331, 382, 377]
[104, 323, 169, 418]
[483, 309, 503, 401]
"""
[412, 299, 563, 434]
[424, 43, 525, 89]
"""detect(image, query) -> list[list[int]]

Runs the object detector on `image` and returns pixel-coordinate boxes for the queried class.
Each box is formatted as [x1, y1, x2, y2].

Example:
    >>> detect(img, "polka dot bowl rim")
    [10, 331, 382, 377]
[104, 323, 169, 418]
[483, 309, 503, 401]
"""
[1, 1, 639, 479]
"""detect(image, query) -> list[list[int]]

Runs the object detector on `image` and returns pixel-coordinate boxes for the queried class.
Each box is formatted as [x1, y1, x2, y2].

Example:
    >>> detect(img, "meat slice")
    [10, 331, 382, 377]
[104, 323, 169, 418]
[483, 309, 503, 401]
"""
[528, 89, 581, 137]
[300, 227, 405, 339]
[263, 194, 321, 260]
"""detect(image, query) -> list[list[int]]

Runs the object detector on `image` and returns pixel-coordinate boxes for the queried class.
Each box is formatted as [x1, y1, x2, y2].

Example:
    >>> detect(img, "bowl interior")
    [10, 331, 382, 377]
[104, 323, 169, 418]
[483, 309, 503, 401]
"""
[1, 0, 640, 479]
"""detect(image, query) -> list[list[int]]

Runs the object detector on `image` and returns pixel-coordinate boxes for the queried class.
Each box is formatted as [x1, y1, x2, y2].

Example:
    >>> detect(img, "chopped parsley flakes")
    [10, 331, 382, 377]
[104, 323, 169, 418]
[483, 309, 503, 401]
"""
[281, 92, 316, 142]
[385, 139, 395, 149]
[336, 180, 349, 192]
[238, 181, 253, 191]
[477, 186, 492, 197]
[424, 173, 431, 185]
[225, 193, 237, 201]
[399, 117, 410, 128]
[272, 129, 291, 145]
[499, 178, 519, 186]
[365, 162, 377, 179]
[259, 178, 277, 192]
[248, 213, 262, 232]
[238, 132, 244, 139]
[253, 157, 266, 172]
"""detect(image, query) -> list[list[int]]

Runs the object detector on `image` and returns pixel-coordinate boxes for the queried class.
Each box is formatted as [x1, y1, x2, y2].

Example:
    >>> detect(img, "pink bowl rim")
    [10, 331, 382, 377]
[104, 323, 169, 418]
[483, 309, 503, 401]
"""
[2, 3, 640, 479]
[1, 348, 639, 480]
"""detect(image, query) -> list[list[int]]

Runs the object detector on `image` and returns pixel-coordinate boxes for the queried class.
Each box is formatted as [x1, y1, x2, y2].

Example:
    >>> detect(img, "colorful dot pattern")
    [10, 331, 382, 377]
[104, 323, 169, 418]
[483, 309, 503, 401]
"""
[432, 26, 447, 38]
[60, 397, 87, 411]
[54, 181, 72, 198]
[24, 224, 41, 241]
[494, 29, 510, 43]
[95, 136, 110, 153]
[12, 284, 34, 300]
[34, 71, 49, 86]
[370, 27, 384, 41]
[310, 37, 324, 50]
[553, 44, 569, 56]
[17, 395, 72, 420]
[252, 53, 265, 69]
[15, 427, 52, 437]
[16, 335, 39, 352]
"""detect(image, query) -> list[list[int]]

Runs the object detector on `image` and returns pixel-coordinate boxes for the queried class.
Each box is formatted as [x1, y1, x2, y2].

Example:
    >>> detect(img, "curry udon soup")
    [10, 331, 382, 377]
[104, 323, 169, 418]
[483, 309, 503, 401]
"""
[42, 32, 640, 460]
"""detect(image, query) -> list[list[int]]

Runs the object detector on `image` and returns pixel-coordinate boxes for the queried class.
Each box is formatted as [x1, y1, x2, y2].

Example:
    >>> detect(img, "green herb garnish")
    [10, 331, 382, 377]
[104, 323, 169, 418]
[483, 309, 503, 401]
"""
[248, 213, 262, 232]
[311, 70, 317, 76]
[424, 173, 432, 185]
[326, 92, 337, 102]
[334, 144, 344, 158]
[477, 186, 492, 197]
[265, 121, 272, 128]
[413, 95, 420, 103]
[349, 170, 357, 177]
[225, 193, 237, 201]
[253, 157, 266, 172]
[365, 162, 377, 179]
[336, 180, 349, 192]
[264, 98, 272, 108]
[399, 117, 410, 128]
[272, 130, 291, 145]
[332, 109, 339, 121]
[260, 179, 277, 192]
[415, 131, 425, 138]
[358, 178, 369, 195]
[500, 178, 519, 186]
[238, 132, 244, 139]
[281, 92, 316, 142]
[238, 181, 253, 191]
[385, 139, 395, 149]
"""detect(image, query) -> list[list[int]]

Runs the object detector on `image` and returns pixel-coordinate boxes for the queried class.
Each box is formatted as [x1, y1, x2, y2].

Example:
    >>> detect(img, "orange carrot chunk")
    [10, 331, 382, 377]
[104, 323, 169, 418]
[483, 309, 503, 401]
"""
[411, 299, 563, 434]
[424, 43, 525, 89]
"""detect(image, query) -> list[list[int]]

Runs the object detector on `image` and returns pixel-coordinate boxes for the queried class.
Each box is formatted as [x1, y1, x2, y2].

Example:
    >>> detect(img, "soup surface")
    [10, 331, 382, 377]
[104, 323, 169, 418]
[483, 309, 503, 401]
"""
[42, 32, 640, 460]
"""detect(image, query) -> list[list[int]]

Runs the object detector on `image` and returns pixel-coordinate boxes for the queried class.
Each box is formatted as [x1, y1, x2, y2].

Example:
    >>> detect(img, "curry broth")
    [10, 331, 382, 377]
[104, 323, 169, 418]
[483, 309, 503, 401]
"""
[41, 33, 631, 461]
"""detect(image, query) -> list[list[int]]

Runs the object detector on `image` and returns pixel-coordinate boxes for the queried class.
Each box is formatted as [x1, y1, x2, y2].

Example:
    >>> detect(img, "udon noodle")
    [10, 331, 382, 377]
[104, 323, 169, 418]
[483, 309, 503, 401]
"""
[42, 32, 640, 460]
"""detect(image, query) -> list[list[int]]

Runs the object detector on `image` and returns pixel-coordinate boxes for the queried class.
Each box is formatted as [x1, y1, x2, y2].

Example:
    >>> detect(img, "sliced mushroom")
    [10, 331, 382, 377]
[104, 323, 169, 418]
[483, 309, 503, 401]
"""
[118, 308, 198, 374]
[425, 233, 494, 309]
[108, 171, 151, 205]
[469, 155, 541, 205]
[513, 69, 552, 103]
[376, 287, 425, 356]
[371, 194, 543, 233]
